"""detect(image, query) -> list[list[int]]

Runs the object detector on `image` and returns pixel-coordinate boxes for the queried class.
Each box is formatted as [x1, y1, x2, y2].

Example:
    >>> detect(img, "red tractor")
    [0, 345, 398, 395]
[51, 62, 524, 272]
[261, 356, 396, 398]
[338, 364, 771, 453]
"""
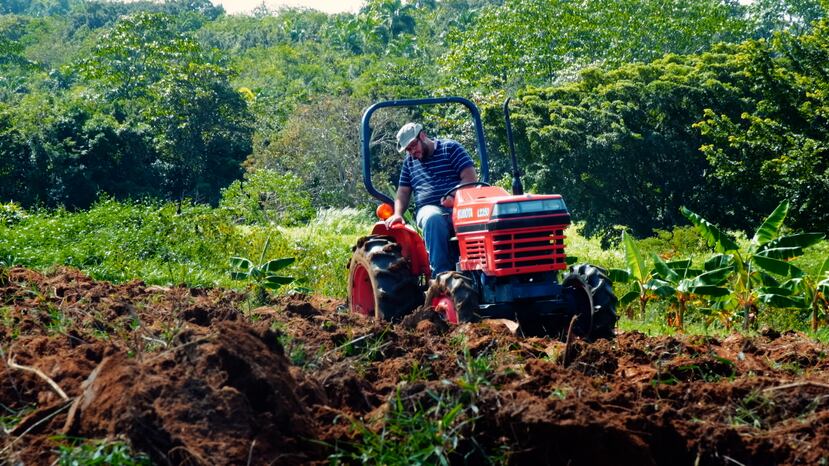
[348, 97, 617, 339]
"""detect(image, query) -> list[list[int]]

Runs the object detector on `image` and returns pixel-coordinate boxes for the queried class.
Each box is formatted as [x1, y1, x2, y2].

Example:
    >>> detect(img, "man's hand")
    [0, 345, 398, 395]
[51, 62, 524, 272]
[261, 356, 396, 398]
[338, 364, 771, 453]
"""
[384, 213, 405, 228]
[441, 194, 454, 208]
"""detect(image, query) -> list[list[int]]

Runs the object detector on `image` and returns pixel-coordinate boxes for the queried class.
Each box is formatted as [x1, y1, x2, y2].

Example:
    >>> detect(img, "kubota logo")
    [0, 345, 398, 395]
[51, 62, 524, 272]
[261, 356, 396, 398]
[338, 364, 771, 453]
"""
[457, 208, 473, 219]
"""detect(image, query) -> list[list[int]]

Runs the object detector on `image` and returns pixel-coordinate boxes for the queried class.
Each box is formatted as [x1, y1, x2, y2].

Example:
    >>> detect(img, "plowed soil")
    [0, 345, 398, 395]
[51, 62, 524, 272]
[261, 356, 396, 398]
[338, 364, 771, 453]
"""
[1, 267, 828, 465]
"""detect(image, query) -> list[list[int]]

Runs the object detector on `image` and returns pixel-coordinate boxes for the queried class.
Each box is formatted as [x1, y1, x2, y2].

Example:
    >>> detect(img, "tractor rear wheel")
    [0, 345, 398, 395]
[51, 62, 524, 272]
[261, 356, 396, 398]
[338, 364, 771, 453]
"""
[348, 235, 422, 321]
[563, 264, 618, 340]
[424, 272, 479, 324]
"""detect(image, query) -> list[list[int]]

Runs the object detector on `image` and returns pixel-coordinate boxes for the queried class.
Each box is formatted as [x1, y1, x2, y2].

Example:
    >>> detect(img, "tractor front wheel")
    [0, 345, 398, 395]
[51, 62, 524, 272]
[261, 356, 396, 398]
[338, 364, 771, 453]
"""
[424, 272, 479, 324]
[563, 264, 618, 340]
[348, 235, 422, 321]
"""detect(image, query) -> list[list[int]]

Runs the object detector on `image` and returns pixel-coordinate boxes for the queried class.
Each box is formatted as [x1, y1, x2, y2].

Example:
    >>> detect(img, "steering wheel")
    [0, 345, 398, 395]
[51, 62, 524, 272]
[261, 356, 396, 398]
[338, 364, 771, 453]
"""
[440, 181, 491, 204]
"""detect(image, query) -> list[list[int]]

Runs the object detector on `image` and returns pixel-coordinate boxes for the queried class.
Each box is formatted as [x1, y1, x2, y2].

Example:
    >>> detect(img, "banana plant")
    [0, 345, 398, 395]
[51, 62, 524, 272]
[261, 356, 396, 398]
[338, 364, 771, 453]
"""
[650, 255, 731, 330]
[681, 201, 824, 330]
[229, 236, 295, 305]
[775, 258, 829, 331]
[608, 231, 661, 319]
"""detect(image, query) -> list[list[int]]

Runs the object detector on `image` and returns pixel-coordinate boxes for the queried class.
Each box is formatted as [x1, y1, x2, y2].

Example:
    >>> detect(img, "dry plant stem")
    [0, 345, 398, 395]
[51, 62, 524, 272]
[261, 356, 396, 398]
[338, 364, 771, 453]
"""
[763, 381, 829, 392]
[6, 355, 68, 401]
[0, 401, 72, 455]
[562, 314, 579, 368]
[246, 439, 257, 466]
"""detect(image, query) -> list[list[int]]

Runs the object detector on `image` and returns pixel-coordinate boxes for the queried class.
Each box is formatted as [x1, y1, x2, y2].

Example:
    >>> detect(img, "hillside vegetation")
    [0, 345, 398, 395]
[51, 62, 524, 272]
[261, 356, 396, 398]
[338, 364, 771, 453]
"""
[1, 0, 828, 331]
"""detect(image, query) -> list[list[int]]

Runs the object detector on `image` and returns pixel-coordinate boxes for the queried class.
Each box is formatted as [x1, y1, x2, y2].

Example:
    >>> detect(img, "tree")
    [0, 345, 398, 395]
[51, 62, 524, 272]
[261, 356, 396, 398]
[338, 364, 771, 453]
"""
[442, 0, 749, 91]
[694, 21, 829, 233]
[248, 95, 372, 208]
[78, 12, 252, 204]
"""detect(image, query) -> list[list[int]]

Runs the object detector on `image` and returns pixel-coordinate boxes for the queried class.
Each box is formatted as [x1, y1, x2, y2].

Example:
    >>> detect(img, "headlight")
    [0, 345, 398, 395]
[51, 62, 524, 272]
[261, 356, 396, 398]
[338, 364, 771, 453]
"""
[492, 198, 566, 217]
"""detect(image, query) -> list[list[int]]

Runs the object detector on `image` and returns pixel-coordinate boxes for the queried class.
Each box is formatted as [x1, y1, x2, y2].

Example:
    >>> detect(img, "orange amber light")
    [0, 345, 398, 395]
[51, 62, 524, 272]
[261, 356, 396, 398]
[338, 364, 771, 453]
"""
[376, 203, 394, 220]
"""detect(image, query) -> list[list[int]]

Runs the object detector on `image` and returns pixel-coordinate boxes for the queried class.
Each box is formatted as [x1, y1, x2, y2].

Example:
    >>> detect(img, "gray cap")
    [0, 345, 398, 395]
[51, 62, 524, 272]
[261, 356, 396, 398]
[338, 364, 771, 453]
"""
[396, 122, 423, 153]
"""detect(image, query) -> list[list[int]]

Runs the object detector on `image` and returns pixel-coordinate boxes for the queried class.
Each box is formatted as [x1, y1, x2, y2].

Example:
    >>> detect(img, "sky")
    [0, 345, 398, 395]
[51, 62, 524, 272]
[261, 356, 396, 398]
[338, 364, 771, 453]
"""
[213, 0, 365, 15]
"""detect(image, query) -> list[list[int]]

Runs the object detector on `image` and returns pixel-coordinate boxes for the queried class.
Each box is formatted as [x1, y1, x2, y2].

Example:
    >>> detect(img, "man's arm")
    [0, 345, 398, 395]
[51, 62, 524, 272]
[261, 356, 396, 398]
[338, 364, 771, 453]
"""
[441, 166, 478, 208]
[459, 166, 477, 183]
[385, 185, 412, 227]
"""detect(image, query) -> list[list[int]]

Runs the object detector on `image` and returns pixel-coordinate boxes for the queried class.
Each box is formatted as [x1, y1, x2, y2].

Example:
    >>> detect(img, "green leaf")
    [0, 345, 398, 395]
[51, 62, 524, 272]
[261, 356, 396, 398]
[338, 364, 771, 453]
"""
[818, 257, 829, 276]
[751, 201, 789, 247]
[607, 268, 630, 284]
[779, 278, 804, 293]
[652, 283, 676, 299]
[681, 206, 739, 253]
[817, 277, 829, 295]
[623, 231, 647, 281]
[619, 290, 639, 306]
[688, 285, 730, 297]
[229, 256, 252, 270]
[666, 259, 692, 270]
[264, 275, 294, 287]
[756, 247, 803, 260]
[229, 271, 249, 281]
[692, 266, 732, 286]
[758, 286, 795, 296]
[651, 253, 679, 282]
[704, 254, 733, 271]
[761, 233, 825, 252]
[758, 293, 804, 308]
[262, 257, 295, 273]
[753, 255, 803, 278]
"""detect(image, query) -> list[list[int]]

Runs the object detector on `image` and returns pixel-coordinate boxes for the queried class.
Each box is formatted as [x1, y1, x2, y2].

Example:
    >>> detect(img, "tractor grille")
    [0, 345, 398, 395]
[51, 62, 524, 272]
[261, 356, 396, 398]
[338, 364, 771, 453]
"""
[464, 237, 487, 267]
[491, 227, 566, 271]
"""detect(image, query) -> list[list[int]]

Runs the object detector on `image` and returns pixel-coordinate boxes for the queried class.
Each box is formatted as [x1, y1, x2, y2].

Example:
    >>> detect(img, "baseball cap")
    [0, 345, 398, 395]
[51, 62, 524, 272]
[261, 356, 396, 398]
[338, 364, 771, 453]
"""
[396, 122, 423, 153]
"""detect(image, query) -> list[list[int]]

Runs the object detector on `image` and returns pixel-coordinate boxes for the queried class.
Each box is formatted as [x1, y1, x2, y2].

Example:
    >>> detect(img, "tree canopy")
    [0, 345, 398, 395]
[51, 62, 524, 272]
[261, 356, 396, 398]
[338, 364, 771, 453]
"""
[0, 0, 827, 238]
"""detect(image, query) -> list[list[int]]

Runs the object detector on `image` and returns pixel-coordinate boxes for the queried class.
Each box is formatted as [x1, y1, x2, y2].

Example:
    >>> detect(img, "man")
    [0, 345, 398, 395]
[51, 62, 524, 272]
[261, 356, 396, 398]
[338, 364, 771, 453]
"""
[384, 122, 477, 277]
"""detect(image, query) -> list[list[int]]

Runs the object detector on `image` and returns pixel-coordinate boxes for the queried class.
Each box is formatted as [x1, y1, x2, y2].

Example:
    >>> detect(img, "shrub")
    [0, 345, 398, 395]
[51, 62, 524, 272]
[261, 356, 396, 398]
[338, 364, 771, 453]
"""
[220, 169, 314, 226]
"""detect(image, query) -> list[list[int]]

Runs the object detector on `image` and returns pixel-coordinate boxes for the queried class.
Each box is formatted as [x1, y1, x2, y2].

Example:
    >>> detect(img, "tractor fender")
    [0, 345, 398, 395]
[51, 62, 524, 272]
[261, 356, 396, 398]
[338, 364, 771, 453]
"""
[370, 222, 430, 279]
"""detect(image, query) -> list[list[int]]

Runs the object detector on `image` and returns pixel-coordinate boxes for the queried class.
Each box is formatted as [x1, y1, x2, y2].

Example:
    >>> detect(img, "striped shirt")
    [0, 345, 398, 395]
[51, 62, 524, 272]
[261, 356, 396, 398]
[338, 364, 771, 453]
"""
[399, 139, 474, 211]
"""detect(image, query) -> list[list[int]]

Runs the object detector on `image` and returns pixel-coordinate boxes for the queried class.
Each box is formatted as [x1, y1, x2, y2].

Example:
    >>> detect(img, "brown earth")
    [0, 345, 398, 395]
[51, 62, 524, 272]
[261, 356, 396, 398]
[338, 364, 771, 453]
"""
[1, 267, 828, 465]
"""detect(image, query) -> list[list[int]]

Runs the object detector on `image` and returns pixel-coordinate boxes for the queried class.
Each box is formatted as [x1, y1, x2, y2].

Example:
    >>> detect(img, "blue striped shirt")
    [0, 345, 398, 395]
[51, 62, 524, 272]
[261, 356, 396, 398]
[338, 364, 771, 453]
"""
[399, 139, 474, 211]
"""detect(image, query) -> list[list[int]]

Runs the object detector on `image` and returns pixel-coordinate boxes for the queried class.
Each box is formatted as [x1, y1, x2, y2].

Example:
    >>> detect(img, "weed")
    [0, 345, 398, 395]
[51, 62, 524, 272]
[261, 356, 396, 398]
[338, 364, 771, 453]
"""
[0, 306, 17, 339]
[229, 235, 295, 306]
[456, 346, 493, 395]
[549, 387, 570, 400]
[730, 391, 775, 429]
[53, 436, 151, 466]
[45, 306, 71, 335]
[331, 389, 472, 465]
[340, 331, 391, 363]
[277, 332, 309, 367]
[0, 403, 36, 432]
[401, 361, 432, 383]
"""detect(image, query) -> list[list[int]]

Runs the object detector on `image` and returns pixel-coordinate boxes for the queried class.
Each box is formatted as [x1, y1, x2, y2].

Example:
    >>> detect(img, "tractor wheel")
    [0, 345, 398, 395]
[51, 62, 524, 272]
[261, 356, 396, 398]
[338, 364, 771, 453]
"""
[348, 235, 422, 322]
[424, 272, 479, 324]
[563, 264, 618, 340]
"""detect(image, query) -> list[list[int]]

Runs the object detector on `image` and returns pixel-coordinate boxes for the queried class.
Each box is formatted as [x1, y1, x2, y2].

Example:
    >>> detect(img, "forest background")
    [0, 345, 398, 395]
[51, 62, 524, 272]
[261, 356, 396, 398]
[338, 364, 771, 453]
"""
[2, 0, 828, 235]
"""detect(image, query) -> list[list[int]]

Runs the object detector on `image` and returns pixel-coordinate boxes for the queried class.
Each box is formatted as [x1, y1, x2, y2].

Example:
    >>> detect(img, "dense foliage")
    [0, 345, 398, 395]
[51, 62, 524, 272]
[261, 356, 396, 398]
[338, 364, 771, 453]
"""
[2, 0, 827, 237]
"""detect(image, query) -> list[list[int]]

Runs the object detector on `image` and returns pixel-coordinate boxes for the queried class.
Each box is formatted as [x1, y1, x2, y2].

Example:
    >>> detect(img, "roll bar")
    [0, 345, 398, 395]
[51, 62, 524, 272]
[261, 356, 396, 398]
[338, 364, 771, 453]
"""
[360, 97, 490, 205]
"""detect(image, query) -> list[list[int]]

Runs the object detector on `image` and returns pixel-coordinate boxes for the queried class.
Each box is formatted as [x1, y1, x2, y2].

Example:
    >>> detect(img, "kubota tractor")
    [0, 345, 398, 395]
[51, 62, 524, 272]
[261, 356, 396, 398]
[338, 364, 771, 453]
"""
[347, 97, 617, 339]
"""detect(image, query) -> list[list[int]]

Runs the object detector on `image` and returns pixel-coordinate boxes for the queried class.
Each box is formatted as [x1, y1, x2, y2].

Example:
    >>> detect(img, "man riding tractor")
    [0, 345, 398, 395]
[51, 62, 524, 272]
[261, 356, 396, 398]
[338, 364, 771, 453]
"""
[384, 122, 477, 278]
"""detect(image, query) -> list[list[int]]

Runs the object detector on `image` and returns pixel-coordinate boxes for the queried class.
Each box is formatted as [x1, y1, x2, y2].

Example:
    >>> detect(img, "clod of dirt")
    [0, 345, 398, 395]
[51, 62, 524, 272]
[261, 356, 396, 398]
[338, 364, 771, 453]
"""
[61, 321, 319, 465]
[400, 307, 450, 334]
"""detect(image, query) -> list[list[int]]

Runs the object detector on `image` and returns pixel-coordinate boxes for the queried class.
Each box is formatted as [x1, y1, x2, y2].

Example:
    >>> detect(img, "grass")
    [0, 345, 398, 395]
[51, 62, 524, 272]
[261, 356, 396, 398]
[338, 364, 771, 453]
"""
[0, 198, 371, 298]
[2, 197, 827, 335]
[331, 341, 502, 465]
[54, 437, 151, 466]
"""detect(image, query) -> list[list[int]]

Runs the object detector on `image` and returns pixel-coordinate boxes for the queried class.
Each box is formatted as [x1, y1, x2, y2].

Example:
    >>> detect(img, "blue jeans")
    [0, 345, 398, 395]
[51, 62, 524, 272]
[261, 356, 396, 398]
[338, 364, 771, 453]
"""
[416, 205, 456, 278]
